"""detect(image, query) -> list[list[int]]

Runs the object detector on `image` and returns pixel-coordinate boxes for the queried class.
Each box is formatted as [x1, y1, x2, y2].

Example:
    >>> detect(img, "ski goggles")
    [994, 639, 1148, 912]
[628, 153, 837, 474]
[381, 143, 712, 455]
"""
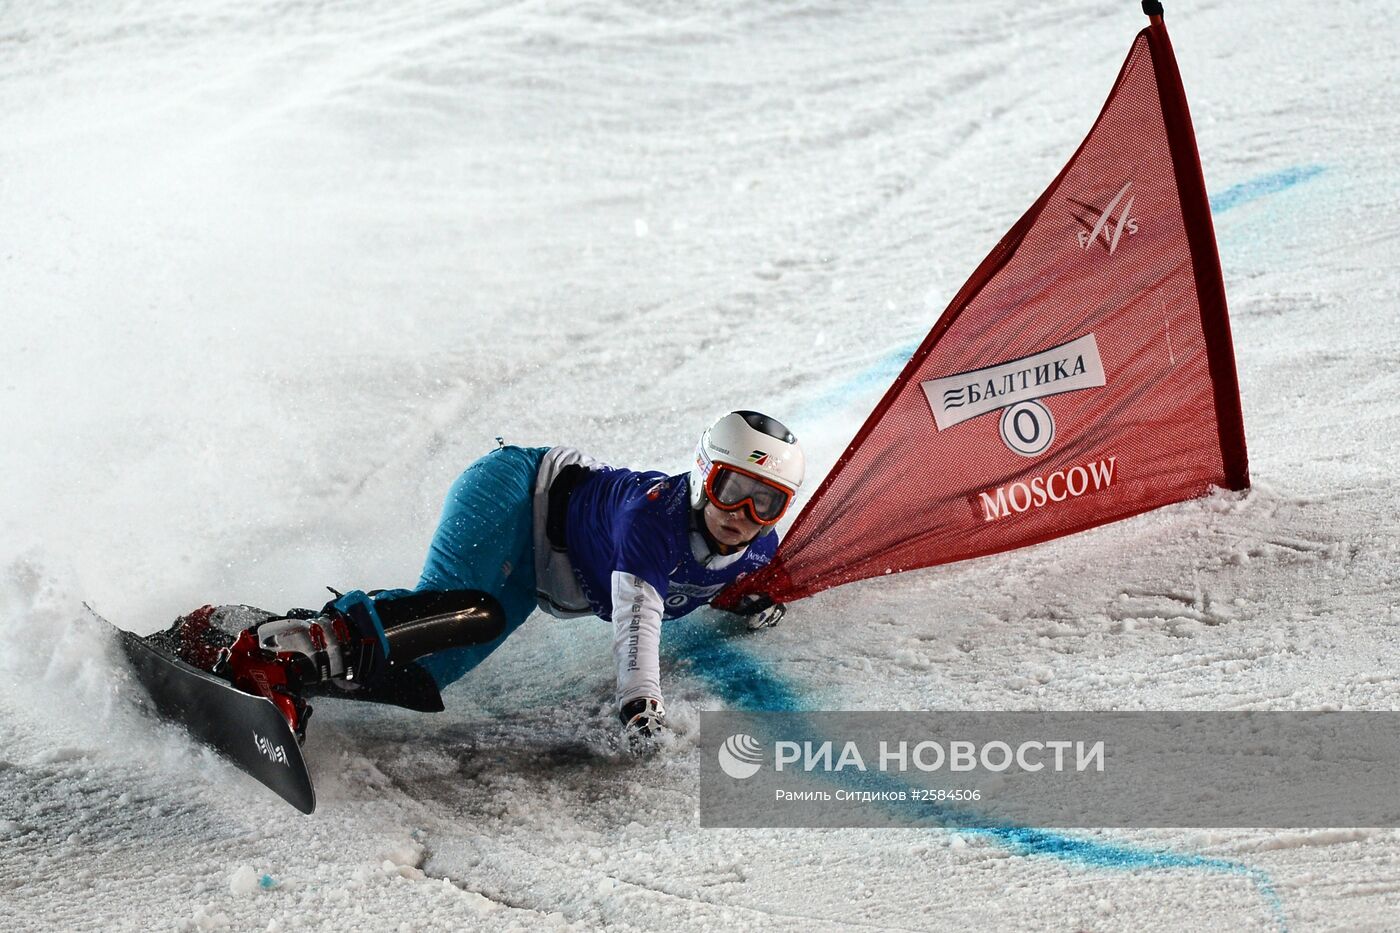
[703, 463, 794, 526]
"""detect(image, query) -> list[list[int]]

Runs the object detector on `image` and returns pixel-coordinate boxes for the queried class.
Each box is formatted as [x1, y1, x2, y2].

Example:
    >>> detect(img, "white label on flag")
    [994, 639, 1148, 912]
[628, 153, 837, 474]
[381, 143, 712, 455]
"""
[921, 333, 1106, 431]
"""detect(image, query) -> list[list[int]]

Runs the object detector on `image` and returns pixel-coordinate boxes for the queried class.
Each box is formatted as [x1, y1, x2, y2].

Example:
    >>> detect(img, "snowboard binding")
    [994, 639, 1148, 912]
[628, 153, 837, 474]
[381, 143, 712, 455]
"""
[213, 625, 326, 741]
[151, 590, 508, 740]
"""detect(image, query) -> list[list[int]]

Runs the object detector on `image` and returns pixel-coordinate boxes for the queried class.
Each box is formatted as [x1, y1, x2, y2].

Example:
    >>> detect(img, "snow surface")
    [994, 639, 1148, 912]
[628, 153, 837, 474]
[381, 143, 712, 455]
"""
[2, 0, 1399, 929]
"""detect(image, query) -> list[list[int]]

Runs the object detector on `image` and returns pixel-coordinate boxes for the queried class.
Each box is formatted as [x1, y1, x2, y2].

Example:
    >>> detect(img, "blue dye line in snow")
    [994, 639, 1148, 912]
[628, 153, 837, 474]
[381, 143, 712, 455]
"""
[666, 616, 805, 713]
[794, 340, 920, 421]
[1209, 164, 1326, 214]
[664, 616, 1286, 929]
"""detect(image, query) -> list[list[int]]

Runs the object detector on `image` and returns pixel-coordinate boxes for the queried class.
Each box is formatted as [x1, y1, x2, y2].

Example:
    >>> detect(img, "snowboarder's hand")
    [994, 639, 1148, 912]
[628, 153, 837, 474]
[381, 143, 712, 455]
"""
[619, 696, 667, 740]
[732, 592, 786, 630]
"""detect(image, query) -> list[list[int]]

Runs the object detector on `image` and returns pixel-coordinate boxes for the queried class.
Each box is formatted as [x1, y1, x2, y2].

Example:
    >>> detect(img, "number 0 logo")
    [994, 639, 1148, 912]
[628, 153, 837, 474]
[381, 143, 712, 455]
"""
[999, 401, 1055, 457]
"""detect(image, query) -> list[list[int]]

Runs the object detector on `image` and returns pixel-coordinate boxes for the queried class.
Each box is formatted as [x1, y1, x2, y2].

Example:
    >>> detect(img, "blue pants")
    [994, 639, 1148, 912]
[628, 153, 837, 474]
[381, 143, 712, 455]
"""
[369, 445, 548, 689]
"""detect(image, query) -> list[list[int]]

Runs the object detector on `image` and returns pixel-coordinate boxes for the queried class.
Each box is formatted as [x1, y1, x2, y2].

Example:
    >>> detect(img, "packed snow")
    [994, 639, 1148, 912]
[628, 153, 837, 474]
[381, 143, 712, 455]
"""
[2, 0, 1398, 930]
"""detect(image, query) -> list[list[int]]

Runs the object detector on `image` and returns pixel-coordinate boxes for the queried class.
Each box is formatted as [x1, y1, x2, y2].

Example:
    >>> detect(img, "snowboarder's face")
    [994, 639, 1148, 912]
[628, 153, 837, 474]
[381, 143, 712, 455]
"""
[703, 500, 763, 548]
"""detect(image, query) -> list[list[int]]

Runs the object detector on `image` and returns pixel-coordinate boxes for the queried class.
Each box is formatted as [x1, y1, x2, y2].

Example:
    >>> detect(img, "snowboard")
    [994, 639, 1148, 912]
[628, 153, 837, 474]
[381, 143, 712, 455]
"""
[100, 612, 316, 814]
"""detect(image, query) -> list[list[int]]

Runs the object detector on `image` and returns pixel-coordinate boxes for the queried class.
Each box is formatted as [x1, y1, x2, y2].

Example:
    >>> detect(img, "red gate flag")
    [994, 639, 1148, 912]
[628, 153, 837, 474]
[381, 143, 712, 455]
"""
[721, 10, 1248, 607]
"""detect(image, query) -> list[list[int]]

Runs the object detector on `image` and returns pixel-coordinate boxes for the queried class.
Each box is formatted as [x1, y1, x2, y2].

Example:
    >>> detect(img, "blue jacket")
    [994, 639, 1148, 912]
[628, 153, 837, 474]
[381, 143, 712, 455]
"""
[533, 448, 777, 707]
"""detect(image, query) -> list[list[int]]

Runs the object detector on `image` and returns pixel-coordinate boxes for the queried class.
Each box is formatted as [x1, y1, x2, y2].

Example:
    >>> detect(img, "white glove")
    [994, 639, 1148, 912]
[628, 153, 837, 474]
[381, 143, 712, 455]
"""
[732, 593, 786, 630]
[619, 697, 667, 738]
[746, 602, 785, 630]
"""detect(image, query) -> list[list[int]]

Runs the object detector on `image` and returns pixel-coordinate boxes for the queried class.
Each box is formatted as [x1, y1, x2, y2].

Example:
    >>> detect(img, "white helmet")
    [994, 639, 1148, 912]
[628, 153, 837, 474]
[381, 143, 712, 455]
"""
[689, 411, 805, 528]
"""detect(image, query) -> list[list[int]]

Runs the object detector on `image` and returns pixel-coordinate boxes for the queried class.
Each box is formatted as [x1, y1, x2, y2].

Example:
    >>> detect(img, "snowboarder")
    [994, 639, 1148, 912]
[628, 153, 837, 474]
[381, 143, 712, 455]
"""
[149, 411, 802, 745]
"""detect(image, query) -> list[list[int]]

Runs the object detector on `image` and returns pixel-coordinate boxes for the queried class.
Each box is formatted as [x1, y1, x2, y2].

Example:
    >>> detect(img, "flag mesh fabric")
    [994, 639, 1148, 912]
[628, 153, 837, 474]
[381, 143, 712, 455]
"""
[721, 21, 1247, 607]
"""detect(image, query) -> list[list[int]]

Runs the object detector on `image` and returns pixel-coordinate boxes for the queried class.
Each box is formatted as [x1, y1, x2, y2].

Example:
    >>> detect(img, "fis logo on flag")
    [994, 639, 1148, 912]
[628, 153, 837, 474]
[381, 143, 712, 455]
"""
[1071, 180, 1139, 255]
[920, 334, 1107, 438]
